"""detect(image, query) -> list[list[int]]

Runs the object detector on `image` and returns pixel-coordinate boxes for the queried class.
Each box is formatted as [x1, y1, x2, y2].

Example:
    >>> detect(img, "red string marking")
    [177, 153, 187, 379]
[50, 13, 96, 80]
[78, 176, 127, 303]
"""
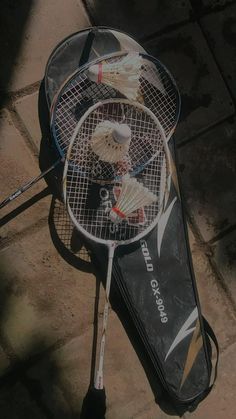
[112, 207, 126, 219]
[98, 63, 103, 83]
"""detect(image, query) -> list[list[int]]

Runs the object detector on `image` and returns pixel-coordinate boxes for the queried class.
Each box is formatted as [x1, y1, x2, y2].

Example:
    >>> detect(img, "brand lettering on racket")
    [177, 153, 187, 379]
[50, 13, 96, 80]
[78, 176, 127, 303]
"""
[92, 162, 102, 177]
[10, 190, 22, 200]
[140, 240, 168, 324]
[99, 187, 118, 234]
[99, 187, 112, 214]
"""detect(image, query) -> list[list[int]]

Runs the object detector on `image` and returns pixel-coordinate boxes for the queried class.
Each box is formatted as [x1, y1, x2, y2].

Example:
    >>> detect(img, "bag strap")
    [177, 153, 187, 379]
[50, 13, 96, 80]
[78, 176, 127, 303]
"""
[79, 28, 97, 67]
[186, 316, 219, 412]
[203, 316, 219, 387]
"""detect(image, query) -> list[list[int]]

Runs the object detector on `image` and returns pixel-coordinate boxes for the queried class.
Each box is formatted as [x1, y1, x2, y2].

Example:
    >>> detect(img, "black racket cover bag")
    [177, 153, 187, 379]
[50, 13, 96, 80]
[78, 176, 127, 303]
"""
[87, 138, 218, 416]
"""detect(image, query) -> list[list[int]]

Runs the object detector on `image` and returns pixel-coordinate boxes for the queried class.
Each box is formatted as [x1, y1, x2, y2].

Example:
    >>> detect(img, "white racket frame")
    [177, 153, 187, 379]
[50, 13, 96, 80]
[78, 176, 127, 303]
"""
[63, 98, 171, 242]
[63, 98, 171, 389]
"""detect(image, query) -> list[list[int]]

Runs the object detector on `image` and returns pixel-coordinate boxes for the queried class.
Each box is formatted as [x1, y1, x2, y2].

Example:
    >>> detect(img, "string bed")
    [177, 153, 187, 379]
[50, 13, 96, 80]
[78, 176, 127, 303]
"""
[66, 100, 164, 182]
[65, 154, 167, 243]
[51, 52, 180, 157]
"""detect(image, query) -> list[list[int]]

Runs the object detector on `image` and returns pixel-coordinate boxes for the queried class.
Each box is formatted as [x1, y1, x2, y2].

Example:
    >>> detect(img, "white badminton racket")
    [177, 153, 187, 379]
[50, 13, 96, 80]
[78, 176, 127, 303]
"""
[1, 51, 179, 209]
[63, 99, 171, 390]
[61, 98, 169, 183]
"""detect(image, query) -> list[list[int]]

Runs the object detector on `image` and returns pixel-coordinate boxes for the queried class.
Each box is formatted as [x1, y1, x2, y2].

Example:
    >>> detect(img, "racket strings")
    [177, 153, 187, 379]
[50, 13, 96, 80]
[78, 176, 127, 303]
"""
[52, 52, 179, 158]
[68, 101, 163, 181]
[140, 68, 177, 134]
[54, 77, 118, 155]
[89, 55, 178, 138]
[66, 144, 167, 243]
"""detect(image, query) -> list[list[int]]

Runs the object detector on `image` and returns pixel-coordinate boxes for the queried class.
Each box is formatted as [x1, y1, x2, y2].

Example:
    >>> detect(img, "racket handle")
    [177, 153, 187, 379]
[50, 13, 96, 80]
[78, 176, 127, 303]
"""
[0, 157, 62, 210]
[95, 243, 116, 390]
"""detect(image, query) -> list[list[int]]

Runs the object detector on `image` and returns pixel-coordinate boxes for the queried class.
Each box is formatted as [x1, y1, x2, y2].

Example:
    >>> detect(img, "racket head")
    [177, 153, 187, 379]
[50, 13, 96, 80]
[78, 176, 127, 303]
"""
[63, 106, 171, 246]
[63, 98, 168, 182]
[50, 51, 180, 159]
[44, 27, 146, 107]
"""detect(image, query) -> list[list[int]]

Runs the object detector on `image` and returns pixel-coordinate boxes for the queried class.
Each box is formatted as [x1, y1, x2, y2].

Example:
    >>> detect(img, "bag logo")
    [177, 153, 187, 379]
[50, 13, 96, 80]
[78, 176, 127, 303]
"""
[140, 240, 168, 324]
[165, 307, 203, 389]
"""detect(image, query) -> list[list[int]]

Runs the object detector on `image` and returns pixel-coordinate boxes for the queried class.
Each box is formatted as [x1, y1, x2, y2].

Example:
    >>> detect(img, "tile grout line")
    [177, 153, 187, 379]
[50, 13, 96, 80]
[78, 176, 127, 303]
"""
[173, 5, 236, 324]
[7, 102, 40, 158]
[186, 212, 236, 315]
[190, 0, 236, 19]
[177, 113, 235, 149]
[142, 0, 235, 45]
[3, 79, 41, 161]
[125, 0, 236, 45]
[219, 335, 236, 356]
[141, 17, 193, 44]
[127, 400, 155, 418]
[219, 337, 236, 355]
[0, 215, 49, 252]
[4, 80, 41, 103]
[197, 12, 236, 109]
[0, 310, 99, 417]
[0, 320, 97, 384]
[82, 0, 236, 47]
[207, 224, 236, 245]
[208, 256, 236, 314]
[0, 330, 52, 419]
[20, 374, 54, 419]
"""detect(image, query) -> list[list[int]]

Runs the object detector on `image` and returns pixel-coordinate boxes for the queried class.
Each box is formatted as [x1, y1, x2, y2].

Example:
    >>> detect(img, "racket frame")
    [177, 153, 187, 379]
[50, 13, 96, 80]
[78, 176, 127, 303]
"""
[63, 98, 172, 246]
[63, 100, 172, 389]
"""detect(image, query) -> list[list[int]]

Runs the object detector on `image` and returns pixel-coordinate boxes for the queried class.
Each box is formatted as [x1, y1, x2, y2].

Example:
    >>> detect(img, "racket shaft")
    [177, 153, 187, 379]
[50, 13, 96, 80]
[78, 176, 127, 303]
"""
[95, 244, 115, 389]
[0, 158, 62, 209]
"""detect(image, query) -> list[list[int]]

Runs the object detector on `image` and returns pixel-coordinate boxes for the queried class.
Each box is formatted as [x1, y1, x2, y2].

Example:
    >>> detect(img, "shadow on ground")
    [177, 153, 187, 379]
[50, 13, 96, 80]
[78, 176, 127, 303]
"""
[0, 253, 100, 419]
[0, 1, 34, 109]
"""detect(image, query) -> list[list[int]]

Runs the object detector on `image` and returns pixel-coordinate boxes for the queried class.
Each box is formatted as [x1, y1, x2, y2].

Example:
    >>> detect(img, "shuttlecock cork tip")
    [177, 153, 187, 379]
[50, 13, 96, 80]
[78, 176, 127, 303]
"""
[112, 124, 131, 145]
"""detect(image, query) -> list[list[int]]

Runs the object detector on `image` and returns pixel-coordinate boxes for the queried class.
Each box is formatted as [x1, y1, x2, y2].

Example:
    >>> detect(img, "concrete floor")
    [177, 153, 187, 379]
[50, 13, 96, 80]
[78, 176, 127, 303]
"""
[0, 0, 236, 418]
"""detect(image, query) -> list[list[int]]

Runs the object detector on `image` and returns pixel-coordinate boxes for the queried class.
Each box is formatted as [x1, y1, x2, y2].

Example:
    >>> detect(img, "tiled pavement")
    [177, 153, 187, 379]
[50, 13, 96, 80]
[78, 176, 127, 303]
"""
[0, 0, 236, 418]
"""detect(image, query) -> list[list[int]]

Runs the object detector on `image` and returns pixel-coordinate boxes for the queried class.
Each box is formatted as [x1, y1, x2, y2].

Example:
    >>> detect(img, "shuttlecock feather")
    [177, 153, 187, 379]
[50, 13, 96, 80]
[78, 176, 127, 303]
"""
[91, 120, 131, 163]
[87, 54, 143, 101]
[141, 60, 166, 95]
[110, 177, 157, 223]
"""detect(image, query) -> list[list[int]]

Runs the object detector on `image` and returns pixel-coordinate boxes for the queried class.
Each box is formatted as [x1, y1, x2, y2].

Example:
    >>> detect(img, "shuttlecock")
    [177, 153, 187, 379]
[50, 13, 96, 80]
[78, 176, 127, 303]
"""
[110, 177, 157, 223]
[91, 120, 131, 163]
[87, 54, 143, 101]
